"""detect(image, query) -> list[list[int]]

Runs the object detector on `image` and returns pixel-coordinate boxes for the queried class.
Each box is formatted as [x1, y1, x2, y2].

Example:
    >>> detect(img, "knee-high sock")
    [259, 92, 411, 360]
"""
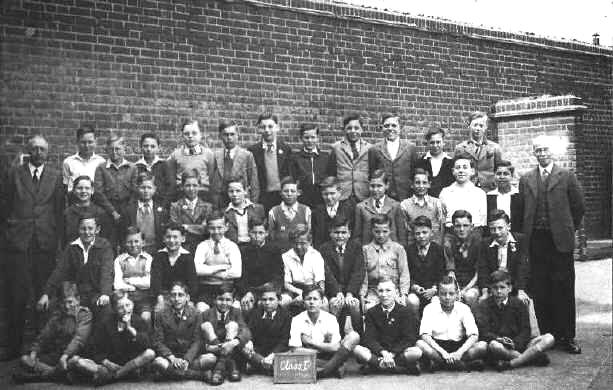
[319, 346, 351, 377]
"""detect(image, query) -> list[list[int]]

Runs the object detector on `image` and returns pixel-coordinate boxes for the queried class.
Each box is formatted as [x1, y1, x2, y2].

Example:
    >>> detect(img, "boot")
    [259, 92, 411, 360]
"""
[209, 358, 226, 386]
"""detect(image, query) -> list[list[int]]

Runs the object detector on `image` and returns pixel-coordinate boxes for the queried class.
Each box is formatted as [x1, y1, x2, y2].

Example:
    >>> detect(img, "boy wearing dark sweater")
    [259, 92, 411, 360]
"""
[311, 176, 355, 248]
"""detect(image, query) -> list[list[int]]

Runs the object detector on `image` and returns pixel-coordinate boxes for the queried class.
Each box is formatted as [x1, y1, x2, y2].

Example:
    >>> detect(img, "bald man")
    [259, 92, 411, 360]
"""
[0, 136, 65, 359]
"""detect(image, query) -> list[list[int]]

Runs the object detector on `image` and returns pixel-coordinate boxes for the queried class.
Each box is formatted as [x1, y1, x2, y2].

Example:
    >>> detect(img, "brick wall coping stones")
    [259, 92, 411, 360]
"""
[491, 95, 589, 119]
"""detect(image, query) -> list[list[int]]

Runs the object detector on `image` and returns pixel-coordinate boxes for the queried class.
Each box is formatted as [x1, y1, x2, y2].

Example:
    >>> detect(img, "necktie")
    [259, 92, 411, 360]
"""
[375, 199, 382, 210]
[337, 246, 344, 256]
[32, 168, 40, 190]
[220, 312, 226, 323]
[350, 142, 359, 160]
[213, 241, 221, 255]
[223, 149, 233, 179]
[264, 312, 273, 321]
[142, 203, 150, 215]
[189, 147, 196, 155]
[327, 206, 336, 218]
[266, 144, 274, 154]
[541, 169, 549, 182]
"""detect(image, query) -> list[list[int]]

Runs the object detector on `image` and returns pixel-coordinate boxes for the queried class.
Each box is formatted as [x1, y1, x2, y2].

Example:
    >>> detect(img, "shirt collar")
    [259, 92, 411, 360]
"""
[287, 247, 314, 262]
[326, 202, 339, 212]
[417, 241, 431, 253]
[262, 310, 277, 319]
[71, 237, 95, 251]
[226, 199, 253, 212]
[424, 151, 450, 159]
[490, 233, 517, 247]
[73, 153, 101, 162]
[159, 247, 191, 255]
[539, 162, 554, 175]
[28, 162, 44, 175]
[135, 156, 162, 169]
[411, 194, 433, 207]
[185, 197, 199, 207]
[281, 202, 299, 213]
[303, 147, 319, 155]
[372, 196, 386, 207]
[262, 140, 277, 151]
[386, 138, 400, 146]
[382, 303, 396, 313]
[183, 144, 203, 155]
[487, 187, 519, 196]
[106, 159, 130, 169]
[138, 200, 153, 209]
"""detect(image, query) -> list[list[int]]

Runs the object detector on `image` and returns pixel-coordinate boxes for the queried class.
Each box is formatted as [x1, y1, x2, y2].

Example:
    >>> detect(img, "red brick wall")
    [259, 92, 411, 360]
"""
[0, 0, 611, 237]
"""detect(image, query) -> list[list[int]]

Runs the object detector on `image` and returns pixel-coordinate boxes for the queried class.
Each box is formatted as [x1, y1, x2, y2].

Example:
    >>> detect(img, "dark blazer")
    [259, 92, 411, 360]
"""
[291, 149, 329, 208]
[89, 313, 151, 364]
[202, 306, 251, 347]
[0, 163, 64, 252]
[321, 239, 364, 297]
[44, 237, 115, 302]
[369, 140, 419, 200]
[518, 164, 584, 253]
[310, 199, 355, 248]
[476, 296, 531, 352]
[153, 305, 202, 362]
[486, 193, 524, 233]
[416, 154, 455, 198]
[406, 242, 446, 290]
[150, 251, 198, 298]
[478, 233, 530, 290]
[121, 199, 169, 251]
[237, 242, 283, 296]
[63, 204, 113, 247]
[363, 303, 418, 355]
[248, 140, 294, 195]
[224, 203, 266, 244]
[247, 306, 291, 356]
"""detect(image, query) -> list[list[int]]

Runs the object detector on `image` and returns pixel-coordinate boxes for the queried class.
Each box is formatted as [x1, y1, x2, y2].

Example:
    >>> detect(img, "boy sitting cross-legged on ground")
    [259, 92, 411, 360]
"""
[68, 294, 155, 385]
[476, 270, 554, 371]
[416, 276, 487, 372]
[13, 282, 92, 384]
[242, 283, 291, 375]
[151, 281, 209, 382]
[198, 284, 251, 386]
[354, 279, 422, 376]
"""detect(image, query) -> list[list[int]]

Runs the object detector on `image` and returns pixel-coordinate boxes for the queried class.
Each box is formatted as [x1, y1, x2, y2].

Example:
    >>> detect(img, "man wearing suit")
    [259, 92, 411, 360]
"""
[416, 127, 454, 198]
[248, 113, 293, 213]
[519, 135, 584, 354]
[369, 114, 419, 201]
[486, 160, 523, 233]
[321, 216, 365, 334]
[0, 135, 64, 359]
[210, 120, 259, 209]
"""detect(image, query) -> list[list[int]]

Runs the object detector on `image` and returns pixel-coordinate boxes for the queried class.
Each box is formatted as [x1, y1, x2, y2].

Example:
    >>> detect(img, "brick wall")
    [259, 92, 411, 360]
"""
[0, 0, 611, 237]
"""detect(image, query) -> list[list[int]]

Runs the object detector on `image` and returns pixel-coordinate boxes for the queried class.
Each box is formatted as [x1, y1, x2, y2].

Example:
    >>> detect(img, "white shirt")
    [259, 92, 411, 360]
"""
[226, 200, 253, 243]
[29, 163, 44, 180]
[489, 233, 517, 270]
[282, 247, 325, 286]
[386, 138, 400, 160]
[135, 156, 162, 171]
[137, 200, 153, 214]
[288, 310, 341, 348]
[326, 202, 339, 218]
[425, 151, 449, 177]
[224, 145, 238, 159]
[487, 187, 519, 220]
[420, 300, 479, 342]
[62, 153, 106, 191]
[105, 159, 131, 170]
[193, 238, 242, 279]
[184, 197, 199, 213]
[539, 162, 554, 178]
[372, 196, 386, 213]
[113, 252, 153, 291]
[71, 238, 95, 264]
[439, 182, 487, 227]
[158, 247, 191, 267]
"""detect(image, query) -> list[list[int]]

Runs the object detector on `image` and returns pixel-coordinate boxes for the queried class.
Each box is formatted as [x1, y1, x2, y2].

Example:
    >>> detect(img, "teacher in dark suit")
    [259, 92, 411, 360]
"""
[519, 135, 584, 354]
[0, 135, 64, 359]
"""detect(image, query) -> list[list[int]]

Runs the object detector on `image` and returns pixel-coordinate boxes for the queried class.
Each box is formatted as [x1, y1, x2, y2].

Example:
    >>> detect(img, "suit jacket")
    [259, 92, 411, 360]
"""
[354, 197, 408, 247]
[247, 306, 291, 356]
[369, 140, 419, 200]
[209, 146, 260, 205]
[248, 140, 294, 195]
[291, 149, 329, 207]
[0, 163, 64, 252]
[321, 239, 365, 297]
[416, 154, 455, 198]
[170, 198, 213, 251]
[476, 296, 531, 352]
[224, 203, 266, 244]
[478, 233, 530, 290]
[153, 305, 203, 362]
[486, 193, 524, 233]
[310, 199, 355, 248]
[363, 303, 418, 355]
[326, 138, 372, 201]
[519, 164, 585, 252]
[121, 199, 170, 251]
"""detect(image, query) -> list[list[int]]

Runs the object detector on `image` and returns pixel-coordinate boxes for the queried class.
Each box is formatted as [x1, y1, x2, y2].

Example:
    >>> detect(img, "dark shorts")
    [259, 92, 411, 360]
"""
[434, 338, 466, 353]
[125, 290, 153, 314]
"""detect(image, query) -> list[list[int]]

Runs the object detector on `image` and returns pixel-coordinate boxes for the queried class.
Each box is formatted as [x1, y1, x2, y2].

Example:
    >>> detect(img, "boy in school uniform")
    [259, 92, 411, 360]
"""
[122, 172, 169, 254]
[13, 283, 92, 384]
[151, 281, 209, 381]
[292, 123, 328, 208]
[248, 113, 294, 212]
[311, 176, 355, 248]
[68, 295, 155, 385]
[439, 152, 487, 235]
[210, 120, 259, 209]
[167, 119, 213, 202]
[353, 279, 422, 375]
[320, 216, 364, 334]
[224, 177, 266, 245]
[443, 210, 482, 309]
[416, 127, 454, 198]
[150, 223, 198, 312]
[281, 226, 327, 313]
[242, 284, 291, 375]
[135, 132, 172, 207]
[268, 176, 311, 253]
[237, 218, 284, 312]
[170, 170, 214, 253]
[368, 113, 419, 201]
[476, 270, 554, 371]
[113, 226, 154, 324]
[199, 285, 251, 385]
[354, 169, 407, 248]
[94, 135, 137, 224]
[193, 211, 242, 312]
[37, 214, 114, 314]
[62, 126, 106, 195]
[361, 214, 411, 311]
[486, 160, 523, 234]
[417, 276, 487, 372]
[288, 286, 360, 379]
[400, 168, 446, 246]
[405, 216, 446, 316]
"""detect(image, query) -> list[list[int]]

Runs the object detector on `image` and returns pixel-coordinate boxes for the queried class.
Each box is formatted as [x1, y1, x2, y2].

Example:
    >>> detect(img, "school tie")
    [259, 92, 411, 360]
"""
[141, 203, 151, 215]
[266, 144, 274, 154]
[220, 312, 226, 323]
[541, 169, 549, 182]
[213, 241, 221, 255]
[223, 149, 233, 180]
[264, 312, 273, 321]
[32, 168, 40, 190]
[375, 199, 382, 210]
[350, 141, 359, 160]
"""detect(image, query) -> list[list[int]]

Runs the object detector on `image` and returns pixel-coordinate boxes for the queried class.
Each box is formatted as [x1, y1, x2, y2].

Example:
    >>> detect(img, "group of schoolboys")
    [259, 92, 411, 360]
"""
[8, 111, 570, 385]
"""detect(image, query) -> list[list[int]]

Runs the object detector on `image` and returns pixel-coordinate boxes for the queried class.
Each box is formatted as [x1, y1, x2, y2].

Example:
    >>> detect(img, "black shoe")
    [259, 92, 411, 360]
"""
[534, 352, 551, 366]
[495, 360, 512, 372]
[466, 359, 485, 372]
[359, 364, 374, 375]
[562, 339, 582, 354]
[92, 366, 115, 387]
[406, 361, 421, 376]
[226, 359, 241, 382]
[335, 365, 345, 379]
[209, 365, 225, 386]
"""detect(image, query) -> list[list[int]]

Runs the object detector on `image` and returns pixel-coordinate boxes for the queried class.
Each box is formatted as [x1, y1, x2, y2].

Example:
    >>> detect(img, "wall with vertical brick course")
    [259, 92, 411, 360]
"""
[0, 0, 611, 237]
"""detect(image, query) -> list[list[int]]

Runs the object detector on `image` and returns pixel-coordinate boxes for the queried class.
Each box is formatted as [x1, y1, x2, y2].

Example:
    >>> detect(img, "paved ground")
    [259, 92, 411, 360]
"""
[1, 259, 611, 390]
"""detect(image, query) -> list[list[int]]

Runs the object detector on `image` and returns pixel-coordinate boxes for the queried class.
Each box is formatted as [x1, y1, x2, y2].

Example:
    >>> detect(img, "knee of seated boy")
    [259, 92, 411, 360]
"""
[280, 294, 293, 308]
[196, 301, 210, 313]
[406, 293, 421, 312]
[462, 288, 479, 307]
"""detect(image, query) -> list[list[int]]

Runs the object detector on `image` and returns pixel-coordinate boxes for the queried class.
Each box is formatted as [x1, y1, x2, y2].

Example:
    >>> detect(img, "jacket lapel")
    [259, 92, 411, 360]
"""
[19, 165, 36, 196]
[377, 142, 392, 161]
[380, 197, 394, 214]
[232, 148, 246, 176]
[525, 169, 538, 197]
[395, 140, 409, 161]
[547, 164, 562, 191]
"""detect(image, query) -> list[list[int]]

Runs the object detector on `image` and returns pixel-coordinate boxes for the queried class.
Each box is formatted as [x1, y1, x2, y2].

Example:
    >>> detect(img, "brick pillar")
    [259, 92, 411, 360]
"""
[490, 95, 588, 260]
